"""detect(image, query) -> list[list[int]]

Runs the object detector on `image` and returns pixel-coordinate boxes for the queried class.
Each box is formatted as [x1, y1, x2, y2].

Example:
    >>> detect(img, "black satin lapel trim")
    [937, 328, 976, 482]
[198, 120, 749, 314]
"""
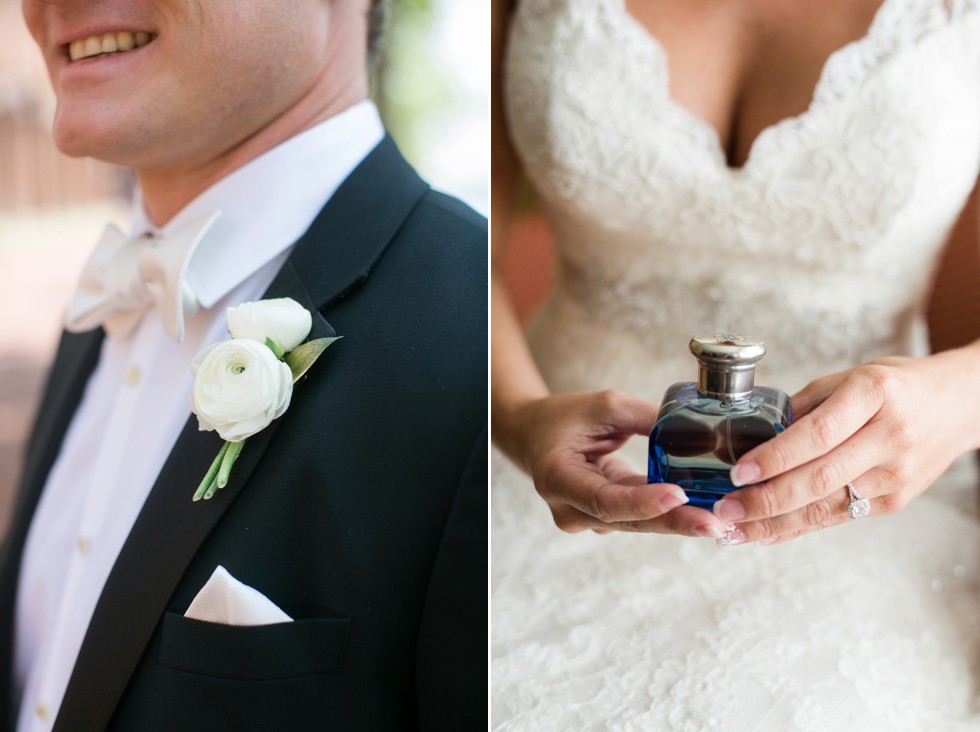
[284, 135, 430, 312]
[6, 329, 105, 538]
[263, 260, 335, 341]
[0, 328, 103, 728]
[53, 271, 323, 732]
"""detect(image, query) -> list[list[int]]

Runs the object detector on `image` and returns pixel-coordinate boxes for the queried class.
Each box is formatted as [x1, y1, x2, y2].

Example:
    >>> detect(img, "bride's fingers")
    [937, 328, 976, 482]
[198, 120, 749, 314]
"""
[618, 504, 740, 537]
[567, 389, 658, 453]
[788, 372, 846, 419]
[547, 461, 692, 528]
[734, 468, 906, 544]
[718, 424, 887, 522]
[593, 454, 650, 485]
[548, 453, 735, 535]
[585, 389, 660, 437]
[730, 370, 885, 487]
[607, 504, 728, 537]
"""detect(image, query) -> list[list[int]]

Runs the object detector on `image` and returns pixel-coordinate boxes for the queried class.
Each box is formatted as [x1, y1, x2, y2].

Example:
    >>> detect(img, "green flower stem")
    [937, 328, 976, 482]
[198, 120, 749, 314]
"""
[264, 337, 285, 360]
[202, 474, 220, 501]
[193, 441, 230, 502]
[216, 439, 246, 489]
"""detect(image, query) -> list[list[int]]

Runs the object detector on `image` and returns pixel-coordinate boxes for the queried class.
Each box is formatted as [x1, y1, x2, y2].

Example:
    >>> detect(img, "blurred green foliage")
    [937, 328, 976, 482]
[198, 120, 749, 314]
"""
[373, 0, 456, 168]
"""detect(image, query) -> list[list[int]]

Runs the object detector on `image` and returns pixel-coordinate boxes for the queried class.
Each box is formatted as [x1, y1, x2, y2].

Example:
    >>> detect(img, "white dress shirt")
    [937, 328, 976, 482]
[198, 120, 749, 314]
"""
[14, 101, 384, 731]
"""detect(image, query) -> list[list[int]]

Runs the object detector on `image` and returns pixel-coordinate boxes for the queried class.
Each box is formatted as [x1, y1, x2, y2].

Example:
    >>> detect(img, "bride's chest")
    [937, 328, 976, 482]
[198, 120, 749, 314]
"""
[505, 0, 980, 252]
[621, 0, 886, 170]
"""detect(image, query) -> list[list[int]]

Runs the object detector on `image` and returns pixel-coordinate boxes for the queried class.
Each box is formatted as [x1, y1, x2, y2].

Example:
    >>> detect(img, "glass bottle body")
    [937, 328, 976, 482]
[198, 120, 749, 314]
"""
[648, 382, 792, 509]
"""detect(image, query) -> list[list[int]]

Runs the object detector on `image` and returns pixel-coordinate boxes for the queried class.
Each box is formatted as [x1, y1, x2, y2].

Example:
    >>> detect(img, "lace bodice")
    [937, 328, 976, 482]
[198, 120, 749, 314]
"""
[505, 0, 980, 392]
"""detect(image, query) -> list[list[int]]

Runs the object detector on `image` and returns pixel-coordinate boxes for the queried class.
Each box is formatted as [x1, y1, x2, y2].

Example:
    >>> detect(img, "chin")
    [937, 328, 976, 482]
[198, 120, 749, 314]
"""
[51, 107, 145, 166]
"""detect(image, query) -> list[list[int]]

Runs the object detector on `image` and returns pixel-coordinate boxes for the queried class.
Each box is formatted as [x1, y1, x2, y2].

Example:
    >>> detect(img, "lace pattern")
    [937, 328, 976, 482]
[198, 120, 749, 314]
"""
[560, 259, 910, 373]
[492, 454, 980, 731]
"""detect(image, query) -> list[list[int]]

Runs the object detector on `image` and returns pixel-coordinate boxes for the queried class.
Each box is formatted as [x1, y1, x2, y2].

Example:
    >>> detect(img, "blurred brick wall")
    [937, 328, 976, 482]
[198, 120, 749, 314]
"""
[0, 358, 45, 531]
[0, 114, 126, 210]
[0, 205, 125, 537]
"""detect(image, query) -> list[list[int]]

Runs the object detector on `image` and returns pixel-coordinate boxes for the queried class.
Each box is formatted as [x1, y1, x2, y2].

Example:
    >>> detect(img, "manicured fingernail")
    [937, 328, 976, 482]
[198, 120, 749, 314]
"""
[696, 524, 726, 539]
[714, 498, 745, 521]
[659, 488, 689, 512]
[730, 462, 760, 487]
[716, 526, 747, 547]
[758, 537, 779, 546]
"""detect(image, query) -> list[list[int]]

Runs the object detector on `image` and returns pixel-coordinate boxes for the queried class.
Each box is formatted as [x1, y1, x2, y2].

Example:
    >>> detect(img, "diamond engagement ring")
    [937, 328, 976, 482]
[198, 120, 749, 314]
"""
[846, 482, 871, 520]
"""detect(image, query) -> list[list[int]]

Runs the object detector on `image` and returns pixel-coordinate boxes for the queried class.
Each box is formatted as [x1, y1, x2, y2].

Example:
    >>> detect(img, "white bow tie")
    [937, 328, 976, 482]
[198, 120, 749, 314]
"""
[65, 211, 221, 342]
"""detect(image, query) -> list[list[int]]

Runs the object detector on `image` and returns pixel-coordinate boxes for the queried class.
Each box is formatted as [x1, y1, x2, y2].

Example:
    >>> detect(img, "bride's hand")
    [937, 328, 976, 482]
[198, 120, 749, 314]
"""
[717, 351, 980, 544]
[504, 389, 733, 537]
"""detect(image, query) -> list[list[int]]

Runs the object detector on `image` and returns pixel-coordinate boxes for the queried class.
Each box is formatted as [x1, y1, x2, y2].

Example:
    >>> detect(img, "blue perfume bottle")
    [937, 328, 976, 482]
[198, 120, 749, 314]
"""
[648, 334, 791, 509]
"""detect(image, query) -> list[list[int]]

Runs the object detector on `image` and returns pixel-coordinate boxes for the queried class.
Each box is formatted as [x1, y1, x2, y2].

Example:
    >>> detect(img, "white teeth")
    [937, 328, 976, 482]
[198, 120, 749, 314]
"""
[68, 31, 155, 61]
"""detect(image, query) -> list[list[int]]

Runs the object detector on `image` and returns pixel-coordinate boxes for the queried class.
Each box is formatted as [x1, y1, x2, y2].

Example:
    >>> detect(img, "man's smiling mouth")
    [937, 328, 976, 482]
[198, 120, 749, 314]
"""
[68, 32, 156, 62]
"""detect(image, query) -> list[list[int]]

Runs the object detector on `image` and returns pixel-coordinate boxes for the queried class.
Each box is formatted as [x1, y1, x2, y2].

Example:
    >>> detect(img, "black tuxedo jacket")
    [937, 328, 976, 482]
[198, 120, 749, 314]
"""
[0, 136, 487, 731]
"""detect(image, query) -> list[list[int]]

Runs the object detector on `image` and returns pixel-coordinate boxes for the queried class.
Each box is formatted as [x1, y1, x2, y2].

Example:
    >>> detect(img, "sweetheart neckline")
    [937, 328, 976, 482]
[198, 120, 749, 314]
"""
[613, 0, 895, 173]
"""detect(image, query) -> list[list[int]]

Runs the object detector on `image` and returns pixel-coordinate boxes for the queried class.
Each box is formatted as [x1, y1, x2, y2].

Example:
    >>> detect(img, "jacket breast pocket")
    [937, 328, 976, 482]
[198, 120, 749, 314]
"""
[157, 610, 350, 680]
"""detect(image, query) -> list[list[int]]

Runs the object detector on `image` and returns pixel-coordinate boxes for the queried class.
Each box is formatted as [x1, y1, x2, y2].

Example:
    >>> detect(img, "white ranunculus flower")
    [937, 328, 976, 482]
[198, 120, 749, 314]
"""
[190, 339, 293, 442]
[227, 298, 312, 353]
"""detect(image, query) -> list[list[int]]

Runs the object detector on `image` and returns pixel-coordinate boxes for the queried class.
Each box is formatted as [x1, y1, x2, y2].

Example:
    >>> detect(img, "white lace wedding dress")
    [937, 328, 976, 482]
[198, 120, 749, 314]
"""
[492, 0, 980, 729]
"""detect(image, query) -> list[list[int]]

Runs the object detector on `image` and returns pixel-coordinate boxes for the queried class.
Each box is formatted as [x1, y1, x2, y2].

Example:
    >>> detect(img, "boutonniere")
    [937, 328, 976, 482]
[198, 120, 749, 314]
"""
[189, 297, 340, 502]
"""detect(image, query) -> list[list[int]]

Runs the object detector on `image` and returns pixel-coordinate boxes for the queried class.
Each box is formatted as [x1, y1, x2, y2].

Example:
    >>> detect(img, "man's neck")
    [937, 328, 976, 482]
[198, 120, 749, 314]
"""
[138, 79, 367, 227]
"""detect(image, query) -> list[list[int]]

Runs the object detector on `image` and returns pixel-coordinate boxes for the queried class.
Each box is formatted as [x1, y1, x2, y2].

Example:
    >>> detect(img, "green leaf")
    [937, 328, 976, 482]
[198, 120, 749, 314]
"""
[193, 441, 230, 501]
[264, 337, 285, 360]
[284, 336, 342, 383]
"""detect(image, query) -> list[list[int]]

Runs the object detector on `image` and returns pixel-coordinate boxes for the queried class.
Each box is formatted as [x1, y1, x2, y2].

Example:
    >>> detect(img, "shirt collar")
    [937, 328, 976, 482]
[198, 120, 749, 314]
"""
[129, 100, 385, 309]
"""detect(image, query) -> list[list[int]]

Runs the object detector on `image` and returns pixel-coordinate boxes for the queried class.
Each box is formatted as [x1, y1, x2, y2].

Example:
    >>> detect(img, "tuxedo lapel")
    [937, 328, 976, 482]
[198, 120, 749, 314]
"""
[5, 330, 105, 538]
[53, 135, 430, 731]
[0, 329, 103, 729]
[264, 261, 336, 341]
[285, 134, 430, 311]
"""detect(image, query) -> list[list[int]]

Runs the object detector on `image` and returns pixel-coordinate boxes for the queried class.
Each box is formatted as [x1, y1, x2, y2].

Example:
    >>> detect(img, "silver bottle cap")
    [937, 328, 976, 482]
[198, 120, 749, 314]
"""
[689, 333, 767, 400]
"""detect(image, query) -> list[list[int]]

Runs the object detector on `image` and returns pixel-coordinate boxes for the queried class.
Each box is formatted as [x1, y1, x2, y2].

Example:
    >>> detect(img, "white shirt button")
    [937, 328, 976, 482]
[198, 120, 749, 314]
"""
[124, 365, 142, 387]
[77, 536, 91, 556]
[36, 700, 49, 721]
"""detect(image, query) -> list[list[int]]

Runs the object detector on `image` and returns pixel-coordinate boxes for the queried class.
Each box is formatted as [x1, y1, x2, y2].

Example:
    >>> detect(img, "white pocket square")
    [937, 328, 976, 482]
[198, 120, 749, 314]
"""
[184, 565, 293, 626]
